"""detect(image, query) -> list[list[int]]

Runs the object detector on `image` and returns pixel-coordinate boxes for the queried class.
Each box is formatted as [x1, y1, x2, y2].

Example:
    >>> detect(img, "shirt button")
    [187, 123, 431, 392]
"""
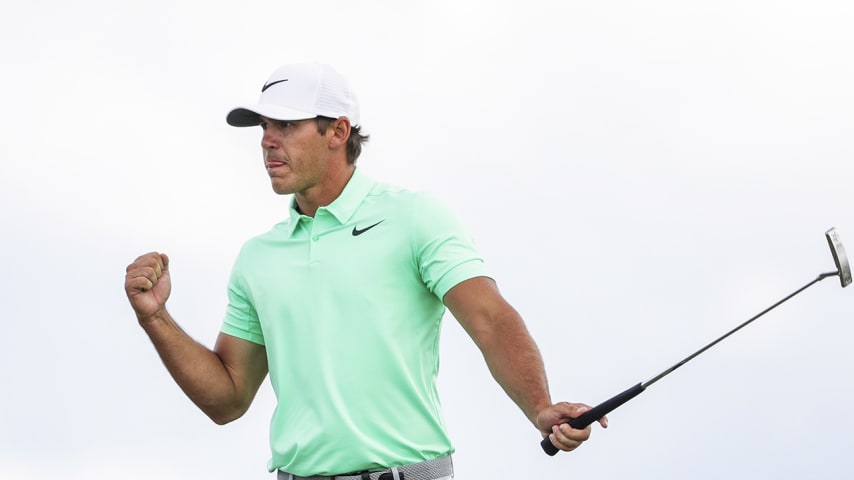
[312, 235, 319, 241]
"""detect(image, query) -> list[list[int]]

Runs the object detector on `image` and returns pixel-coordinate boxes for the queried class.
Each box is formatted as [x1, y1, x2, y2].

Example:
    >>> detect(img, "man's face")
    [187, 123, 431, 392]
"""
[259, 116, 330, 195]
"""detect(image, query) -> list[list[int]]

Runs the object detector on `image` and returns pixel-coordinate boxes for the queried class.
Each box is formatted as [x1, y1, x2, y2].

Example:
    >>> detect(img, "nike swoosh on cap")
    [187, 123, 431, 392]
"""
[261, 78, 288, 92]
[352, 220, 385, 236]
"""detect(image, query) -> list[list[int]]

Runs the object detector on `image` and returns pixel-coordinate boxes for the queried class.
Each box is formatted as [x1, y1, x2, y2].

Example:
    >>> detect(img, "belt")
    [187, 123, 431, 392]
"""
[277, 455, 453, 480]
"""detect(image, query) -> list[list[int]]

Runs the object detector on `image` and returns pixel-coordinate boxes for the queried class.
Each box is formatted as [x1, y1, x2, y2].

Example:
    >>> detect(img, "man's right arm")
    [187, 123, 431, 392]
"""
[125, 252, 268, 424]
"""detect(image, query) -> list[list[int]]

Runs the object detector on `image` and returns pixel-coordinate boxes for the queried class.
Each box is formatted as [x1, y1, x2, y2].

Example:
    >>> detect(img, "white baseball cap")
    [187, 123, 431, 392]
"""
[227, 63, 360, 127]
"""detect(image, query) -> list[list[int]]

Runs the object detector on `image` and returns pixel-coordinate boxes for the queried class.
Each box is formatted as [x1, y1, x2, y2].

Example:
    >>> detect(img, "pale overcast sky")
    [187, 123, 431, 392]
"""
[1, 1, 853, 479]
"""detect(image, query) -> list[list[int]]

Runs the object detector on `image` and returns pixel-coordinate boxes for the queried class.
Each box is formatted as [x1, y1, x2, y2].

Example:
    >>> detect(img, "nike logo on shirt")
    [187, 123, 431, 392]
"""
[352, 220, 385, 236]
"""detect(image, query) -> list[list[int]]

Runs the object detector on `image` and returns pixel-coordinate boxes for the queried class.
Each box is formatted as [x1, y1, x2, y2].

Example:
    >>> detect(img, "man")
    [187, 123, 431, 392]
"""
[124, 62, 606, 479]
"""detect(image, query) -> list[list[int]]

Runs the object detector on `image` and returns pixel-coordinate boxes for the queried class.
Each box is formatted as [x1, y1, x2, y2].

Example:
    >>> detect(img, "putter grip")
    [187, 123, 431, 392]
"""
[540, 382, 646, 456]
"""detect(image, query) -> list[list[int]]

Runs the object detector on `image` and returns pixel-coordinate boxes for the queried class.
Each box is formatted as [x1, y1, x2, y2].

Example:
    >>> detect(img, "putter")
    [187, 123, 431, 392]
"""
[542, 227, 851, 456]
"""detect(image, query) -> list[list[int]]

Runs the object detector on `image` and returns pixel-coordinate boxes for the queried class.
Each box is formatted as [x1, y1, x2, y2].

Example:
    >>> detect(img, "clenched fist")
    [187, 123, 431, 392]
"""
[125, 252, 171, 321]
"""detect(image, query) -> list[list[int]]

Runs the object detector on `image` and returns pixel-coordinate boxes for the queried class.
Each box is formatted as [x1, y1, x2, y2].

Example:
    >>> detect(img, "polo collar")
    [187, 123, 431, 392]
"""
[283, 168, 375, 237]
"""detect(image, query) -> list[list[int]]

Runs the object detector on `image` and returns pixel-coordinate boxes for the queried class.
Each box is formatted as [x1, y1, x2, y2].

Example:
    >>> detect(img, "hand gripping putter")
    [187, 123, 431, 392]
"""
[542, 227, 852, 456]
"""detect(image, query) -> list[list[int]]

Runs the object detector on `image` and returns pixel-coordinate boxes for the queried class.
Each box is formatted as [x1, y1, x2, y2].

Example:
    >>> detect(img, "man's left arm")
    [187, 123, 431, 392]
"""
[443, 276, 606, 453]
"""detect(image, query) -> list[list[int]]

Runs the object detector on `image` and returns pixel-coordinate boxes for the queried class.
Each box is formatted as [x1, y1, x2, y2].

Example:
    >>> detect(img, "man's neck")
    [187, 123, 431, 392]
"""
[294, 165, 356, 217]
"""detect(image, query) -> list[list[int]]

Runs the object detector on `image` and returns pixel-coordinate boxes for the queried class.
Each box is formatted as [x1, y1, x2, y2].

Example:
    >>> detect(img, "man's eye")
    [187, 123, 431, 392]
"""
[278, 121, 292, 129]
[260, 122, 268, 130]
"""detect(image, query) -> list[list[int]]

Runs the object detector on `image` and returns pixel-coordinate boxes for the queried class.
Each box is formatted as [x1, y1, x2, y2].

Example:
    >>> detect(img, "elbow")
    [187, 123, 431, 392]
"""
[209, 413, 240, 426]
[207, 408, 245, 425]
[200, 401, 249, 426]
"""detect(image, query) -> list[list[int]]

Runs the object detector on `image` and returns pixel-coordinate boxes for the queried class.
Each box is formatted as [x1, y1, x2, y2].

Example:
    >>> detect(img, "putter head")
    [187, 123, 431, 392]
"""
[825, 228, 852, 288]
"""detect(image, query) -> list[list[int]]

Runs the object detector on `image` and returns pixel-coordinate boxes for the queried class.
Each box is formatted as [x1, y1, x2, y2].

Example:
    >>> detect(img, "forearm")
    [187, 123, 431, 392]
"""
[139, 310, 247, 424]
[474, 309, 553, 427]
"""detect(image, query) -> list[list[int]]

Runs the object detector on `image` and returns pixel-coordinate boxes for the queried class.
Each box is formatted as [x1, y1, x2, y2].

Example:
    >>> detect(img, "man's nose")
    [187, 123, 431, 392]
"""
[261, 129, 277, 149]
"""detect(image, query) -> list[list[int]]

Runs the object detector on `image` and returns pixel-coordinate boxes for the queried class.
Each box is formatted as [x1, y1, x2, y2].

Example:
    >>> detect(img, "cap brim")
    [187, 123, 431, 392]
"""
[226, 105, 317, 127]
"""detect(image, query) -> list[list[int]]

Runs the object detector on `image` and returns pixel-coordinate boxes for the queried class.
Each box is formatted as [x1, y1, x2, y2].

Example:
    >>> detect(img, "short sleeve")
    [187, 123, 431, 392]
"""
[411, 192, 491, 300]
[220, 248, 265, 345]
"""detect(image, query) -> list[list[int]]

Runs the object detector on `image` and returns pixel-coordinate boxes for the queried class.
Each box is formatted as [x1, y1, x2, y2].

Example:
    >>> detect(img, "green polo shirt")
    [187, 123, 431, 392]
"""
[221, 169, 489, 476]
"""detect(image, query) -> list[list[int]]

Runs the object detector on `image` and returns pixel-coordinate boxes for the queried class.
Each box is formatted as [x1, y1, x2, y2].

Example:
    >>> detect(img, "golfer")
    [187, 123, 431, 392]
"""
[124, 62, 606, 479]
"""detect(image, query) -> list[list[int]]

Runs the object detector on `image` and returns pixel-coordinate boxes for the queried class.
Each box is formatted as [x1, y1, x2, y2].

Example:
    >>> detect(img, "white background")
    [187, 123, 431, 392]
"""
[1, 1, 852, 479]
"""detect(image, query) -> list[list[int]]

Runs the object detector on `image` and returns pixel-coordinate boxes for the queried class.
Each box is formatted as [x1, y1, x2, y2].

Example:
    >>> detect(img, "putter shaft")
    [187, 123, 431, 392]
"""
[541, 226, 849, 457]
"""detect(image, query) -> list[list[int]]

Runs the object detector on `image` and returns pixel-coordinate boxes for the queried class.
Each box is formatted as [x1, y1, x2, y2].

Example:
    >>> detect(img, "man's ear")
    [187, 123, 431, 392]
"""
[328, 117, 351, 150]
